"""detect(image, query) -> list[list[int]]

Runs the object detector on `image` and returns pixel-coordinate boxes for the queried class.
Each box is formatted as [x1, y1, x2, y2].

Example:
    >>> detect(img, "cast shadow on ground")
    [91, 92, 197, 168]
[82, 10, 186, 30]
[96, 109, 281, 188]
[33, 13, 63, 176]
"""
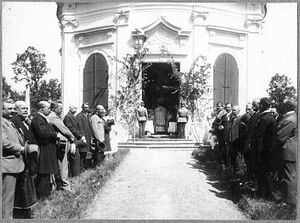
[186, 158, 242, 204]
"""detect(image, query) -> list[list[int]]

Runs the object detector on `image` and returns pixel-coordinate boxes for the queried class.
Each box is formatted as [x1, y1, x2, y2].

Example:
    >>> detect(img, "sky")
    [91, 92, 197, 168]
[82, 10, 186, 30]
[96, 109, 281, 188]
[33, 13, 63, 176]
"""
[2, 2, 61, 91]
[2, 2, 297, 93]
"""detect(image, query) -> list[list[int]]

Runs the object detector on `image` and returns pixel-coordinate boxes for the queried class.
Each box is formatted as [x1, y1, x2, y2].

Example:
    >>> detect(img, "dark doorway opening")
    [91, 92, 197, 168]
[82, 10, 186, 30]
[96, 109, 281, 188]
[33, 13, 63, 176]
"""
[142, 62, 180, 134]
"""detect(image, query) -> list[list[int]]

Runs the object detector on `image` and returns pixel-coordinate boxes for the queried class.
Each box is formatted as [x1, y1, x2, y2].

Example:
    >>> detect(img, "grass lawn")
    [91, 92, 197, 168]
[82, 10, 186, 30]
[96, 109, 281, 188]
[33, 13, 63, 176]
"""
[32, 149, 130, 219]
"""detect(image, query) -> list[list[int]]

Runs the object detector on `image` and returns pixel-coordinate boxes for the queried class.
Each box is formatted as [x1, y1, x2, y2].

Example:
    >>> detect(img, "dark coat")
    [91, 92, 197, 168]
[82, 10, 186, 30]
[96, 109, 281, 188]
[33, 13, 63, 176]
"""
[30, 113, 58, 174]
[275, 111, 297, 161]
[12, 115, 36, 144]
[252, 111, 277, 162]
[76, 111, 92, 152]
[63, 111, 83, 140]
[244, 111, 261, 153]
[219, 112, 235, 143]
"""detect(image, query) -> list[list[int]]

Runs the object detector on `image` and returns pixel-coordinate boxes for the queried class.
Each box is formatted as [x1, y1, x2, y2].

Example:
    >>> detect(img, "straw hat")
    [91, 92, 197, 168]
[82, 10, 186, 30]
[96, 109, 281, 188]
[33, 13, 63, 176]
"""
[24, 142, 39, 160]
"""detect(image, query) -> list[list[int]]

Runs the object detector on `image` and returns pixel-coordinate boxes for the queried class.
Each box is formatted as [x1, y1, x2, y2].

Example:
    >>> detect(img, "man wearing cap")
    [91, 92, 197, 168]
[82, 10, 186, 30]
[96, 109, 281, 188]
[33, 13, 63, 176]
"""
[177, 102, 189, 139]
[63, 106, 85, 177]
[2, 102, 25, 219]
[49, 102, 76, 191]
[252, 97, 277, 200]
[91, 105, 106, 166]
[136, 101, 148, 138]
[11, 101, 37, 218]
[31, 101, 59, 199]
[76, 103, 92, 171]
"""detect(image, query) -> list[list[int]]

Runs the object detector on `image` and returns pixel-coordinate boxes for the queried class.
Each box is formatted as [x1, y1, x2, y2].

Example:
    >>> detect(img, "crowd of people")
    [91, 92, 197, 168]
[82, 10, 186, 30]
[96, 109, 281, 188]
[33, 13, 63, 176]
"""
[209, 97, 297, 206]
[2, 100, 114, 219]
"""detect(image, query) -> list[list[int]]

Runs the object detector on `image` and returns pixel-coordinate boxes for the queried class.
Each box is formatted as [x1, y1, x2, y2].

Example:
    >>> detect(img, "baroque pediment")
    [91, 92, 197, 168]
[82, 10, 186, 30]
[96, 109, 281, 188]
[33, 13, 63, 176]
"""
[132, 16, 191, 54]
[132, 16, 191, 38]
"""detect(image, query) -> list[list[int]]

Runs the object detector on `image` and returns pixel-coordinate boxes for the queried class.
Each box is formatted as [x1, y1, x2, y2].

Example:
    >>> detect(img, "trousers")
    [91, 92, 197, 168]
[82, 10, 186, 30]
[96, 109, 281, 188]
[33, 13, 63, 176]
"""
[2, 173, 17, 219]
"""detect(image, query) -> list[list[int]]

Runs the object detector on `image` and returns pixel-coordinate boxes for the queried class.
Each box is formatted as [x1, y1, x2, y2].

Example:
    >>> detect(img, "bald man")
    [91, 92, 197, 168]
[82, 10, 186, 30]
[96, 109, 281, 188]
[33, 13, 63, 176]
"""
[2, 102, 25, 219]
[12, 101, 37, 218]
[30, 101, 59, 198]
[91, 105, 106, 166]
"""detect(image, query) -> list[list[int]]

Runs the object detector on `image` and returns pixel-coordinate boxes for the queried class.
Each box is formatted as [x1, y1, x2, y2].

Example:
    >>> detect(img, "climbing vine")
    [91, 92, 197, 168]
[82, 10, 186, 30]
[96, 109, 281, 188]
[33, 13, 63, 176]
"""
[160, 46, 212, 121]
[110, 36, 149, 127]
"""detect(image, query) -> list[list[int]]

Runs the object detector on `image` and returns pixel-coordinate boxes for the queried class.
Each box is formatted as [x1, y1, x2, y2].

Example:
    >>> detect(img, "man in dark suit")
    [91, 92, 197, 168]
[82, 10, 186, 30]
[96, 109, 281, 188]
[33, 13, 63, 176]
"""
[76, 103, 92, 172]
[252, 97, 277, 200]
[30, 101, 59, 199]
[218, 103, 235, 167]
[11, 101, 37, 218]
[243, 98, 260, 184]
[2, 102, 25, 219]
[63, 106, 85, 176]
[275, 99, 297, 205]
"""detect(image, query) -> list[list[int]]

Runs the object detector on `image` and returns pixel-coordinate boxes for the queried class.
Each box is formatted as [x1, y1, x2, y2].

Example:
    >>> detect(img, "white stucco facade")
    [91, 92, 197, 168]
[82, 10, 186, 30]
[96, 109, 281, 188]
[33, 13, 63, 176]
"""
[57, 2, 268, 116]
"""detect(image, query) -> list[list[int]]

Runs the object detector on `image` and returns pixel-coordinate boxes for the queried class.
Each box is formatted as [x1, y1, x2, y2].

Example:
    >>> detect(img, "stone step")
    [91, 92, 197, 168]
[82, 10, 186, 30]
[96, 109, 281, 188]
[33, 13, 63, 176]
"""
[118, 144, 200, 149]
[118, 141, 200, 146]
[127, 138, 193, 142]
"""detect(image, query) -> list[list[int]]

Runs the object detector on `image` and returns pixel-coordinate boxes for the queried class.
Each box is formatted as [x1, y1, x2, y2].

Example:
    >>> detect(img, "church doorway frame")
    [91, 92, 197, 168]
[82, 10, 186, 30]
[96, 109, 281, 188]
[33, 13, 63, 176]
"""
[142, 62, 180, 134]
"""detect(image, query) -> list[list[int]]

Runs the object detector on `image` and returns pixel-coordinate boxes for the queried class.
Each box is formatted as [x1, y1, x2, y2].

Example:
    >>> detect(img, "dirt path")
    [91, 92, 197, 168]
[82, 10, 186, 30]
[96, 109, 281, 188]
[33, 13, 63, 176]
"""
[84, 149, 247, 220]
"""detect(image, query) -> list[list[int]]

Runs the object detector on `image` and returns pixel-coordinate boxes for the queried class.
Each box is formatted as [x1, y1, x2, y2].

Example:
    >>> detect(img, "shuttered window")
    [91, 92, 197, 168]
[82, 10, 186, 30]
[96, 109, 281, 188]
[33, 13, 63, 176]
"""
[83, 53, 108, 109]
[213, 54, 238, 106]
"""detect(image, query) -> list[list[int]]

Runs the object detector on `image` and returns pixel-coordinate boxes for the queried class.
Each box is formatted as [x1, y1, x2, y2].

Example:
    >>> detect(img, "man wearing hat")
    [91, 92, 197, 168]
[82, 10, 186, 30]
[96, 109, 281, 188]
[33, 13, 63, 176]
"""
[76, 102, 92, 171]
[177, 102, 189, 139]
[136, 101, 148, 138]
[2, 102, 25, 219]
[91, 105, 106, 166]
[11, 101, 38, 218]
[252, 97, 277, 200]
[64, 105, 86, 177]
[31, 101, 59, 199]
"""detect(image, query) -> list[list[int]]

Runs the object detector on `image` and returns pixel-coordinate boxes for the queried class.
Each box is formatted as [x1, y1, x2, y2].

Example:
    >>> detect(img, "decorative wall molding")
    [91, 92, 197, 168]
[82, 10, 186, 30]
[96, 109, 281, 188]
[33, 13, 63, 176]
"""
[61, 17, 79, 30]
[191, 10, 209, 25]
[113, 10, 129, 25]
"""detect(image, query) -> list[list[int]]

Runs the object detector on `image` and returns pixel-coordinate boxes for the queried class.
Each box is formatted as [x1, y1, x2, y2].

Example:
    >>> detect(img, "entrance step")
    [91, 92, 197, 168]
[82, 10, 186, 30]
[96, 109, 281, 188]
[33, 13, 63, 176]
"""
[118, 139, 201, 150]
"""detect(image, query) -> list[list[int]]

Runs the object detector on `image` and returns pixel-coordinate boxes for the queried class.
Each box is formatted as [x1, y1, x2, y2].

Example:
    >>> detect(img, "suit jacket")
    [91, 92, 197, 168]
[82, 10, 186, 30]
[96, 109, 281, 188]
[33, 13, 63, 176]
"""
[275, 111, 297, 161]
[244, 111, 261, 153]
[219, 112, 235, 143]
[31, 113, 58, 174]
[76, 111, 92, 152]
[63, 111, 83, 140]
[2, 117, 25, 173]
[48, 111, 75, 143]
[252, 111, 277, 161]
[11, 115, 36, 144]
[91, 114, 105, 142]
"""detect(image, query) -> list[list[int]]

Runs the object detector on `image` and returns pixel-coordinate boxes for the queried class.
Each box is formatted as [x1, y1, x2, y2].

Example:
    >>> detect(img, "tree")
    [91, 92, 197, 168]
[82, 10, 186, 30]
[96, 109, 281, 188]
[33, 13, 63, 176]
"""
[267, 73, 296, 105]
[11, 46, 51, 110]
[30, 78, 62, 111]
[2, 76, 25, 102]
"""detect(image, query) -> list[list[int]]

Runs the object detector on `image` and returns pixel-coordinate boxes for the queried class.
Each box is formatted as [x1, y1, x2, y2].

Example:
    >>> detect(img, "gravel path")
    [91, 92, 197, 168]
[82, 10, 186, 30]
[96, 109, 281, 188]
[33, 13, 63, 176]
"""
[84, 149, 247, 220]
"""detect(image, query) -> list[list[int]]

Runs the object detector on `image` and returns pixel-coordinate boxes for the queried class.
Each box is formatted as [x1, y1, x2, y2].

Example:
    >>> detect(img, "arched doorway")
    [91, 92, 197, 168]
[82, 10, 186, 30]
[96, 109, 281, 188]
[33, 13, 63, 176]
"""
[213, 53, 238, 106]
[83, 53, 108, 109]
